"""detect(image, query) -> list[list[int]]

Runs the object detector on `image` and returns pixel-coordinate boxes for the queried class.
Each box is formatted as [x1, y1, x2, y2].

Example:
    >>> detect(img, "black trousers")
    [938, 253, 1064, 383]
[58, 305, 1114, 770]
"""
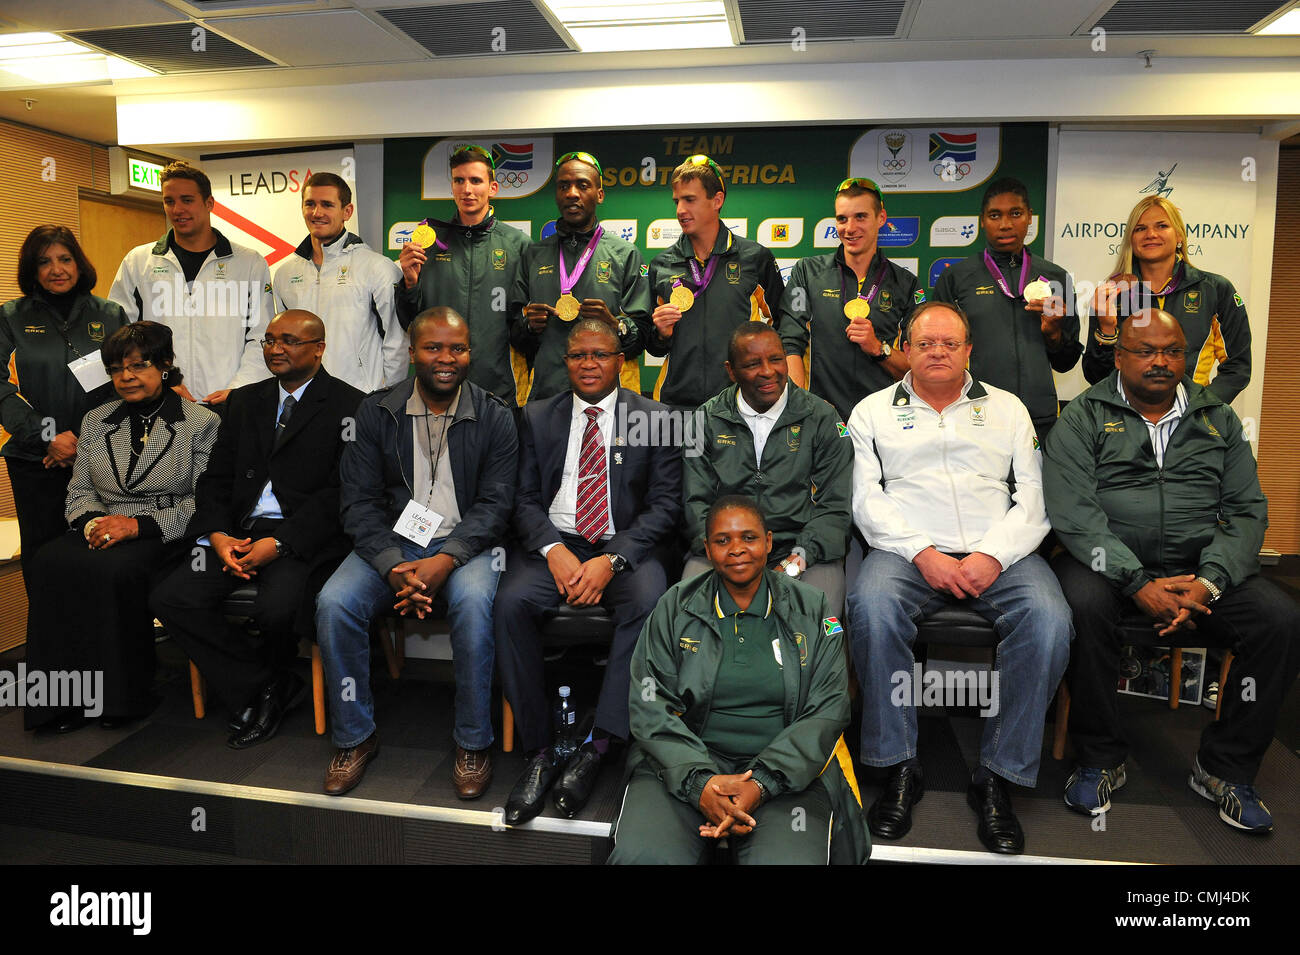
[1054, 553, 1300, 782]
[149, 519, 309, 714]
[24, 533, 169, 728]
[494, 534, 666, 753]
[6, 456, 73, 600]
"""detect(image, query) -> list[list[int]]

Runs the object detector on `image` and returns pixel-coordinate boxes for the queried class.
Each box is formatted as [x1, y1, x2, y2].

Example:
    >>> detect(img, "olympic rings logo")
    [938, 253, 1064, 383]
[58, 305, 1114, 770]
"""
[880, 159, 908, 170]
[497, 171, 530, 187]
[933, 161, 972, 182]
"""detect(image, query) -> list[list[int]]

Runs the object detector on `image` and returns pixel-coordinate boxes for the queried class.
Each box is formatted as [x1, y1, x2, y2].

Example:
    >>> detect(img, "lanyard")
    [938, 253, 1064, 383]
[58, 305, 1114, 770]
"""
[982, 248, 1030, 300]
[842, 257, 889, 308]
[559, 225, 604, 295]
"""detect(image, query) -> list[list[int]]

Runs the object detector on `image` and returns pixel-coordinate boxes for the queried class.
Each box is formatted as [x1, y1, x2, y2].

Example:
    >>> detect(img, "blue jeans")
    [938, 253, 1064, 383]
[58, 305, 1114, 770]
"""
[315, 540, 500, 750]
[846, 550, 1072, 787]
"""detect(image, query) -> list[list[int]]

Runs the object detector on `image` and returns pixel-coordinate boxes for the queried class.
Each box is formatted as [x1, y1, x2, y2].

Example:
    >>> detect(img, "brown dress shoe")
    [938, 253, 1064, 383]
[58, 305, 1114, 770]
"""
[453, 746, 493, 799]
[323, 734, 379, 796]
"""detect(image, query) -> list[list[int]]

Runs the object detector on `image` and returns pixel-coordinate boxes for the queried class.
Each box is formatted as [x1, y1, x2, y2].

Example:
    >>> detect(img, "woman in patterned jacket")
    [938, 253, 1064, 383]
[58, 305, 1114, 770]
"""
[24, 322, 220, 732]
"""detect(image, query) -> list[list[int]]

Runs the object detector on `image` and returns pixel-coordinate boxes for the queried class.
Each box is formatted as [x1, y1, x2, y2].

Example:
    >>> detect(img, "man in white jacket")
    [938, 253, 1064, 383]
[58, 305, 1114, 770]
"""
[109, 160, 273, 404]
[845, 301, 1072, 856]
[272, 173, 406, 393]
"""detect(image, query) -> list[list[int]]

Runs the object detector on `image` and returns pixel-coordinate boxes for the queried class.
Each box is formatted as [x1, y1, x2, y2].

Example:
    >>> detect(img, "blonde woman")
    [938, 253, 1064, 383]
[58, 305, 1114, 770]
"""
[1082, 196, 1251, 402]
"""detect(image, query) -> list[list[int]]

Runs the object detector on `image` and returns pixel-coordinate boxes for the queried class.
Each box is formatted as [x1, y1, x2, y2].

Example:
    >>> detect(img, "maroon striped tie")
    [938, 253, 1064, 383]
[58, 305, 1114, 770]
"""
[574, 407, 609, 543]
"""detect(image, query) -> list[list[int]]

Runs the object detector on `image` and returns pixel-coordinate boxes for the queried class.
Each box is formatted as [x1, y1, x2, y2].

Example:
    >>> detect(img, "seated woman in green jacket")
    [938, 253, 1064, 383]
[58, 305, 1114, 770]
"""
[609, 494, 869, 865]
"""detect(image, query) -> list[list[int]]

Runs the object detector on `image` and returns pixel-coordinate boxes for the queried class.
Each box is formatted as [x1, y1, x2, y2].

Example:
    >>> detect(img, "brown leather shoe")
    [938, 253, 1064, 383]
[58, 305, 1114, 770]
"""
[453, 746, 493, 799]
[323, 734, 379, 796]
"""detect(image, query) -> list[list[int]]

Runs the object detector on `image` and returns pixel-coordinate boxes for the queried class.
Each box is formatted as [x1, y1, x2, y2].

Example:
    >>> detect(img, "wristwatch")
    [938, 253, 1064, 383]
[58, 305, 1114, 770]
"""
[272, 538, 288, 557]
[607, 554, 628, 573]
[871, 341, 892, 362]
[1194, 576, 1222, 603]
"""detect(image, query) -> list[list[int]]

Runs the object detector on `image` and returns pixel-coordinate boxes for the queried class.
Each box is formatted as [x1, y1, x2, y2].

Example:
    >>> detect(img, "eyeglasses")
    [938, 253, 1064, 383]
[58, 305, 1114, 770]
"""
[106, 360, 155, 376]
[555, 151, 603, 178]
[563, 350, 619, 363]
[837, 177, 884, 201]
[685, 154, 724, 181]
[1117, 345, 1186, 361]
[261, 337, 323, 349]
[452, 143, 496, 172]
[909, 340, 969, 353]
[420, 342, 470, 356]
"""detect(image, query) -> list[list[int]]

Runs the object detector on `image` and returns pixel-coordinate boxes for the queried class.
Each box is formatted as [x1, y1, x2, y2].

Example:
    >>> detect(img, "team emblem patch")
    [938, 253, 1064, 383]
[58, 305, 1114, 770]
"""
[1032, 436, 1040, 450]
[1184, 290, 1200, 313]
[823, 617, 844, 637]
[1233, 292, 1244, 307]
[836, 422, 849, 438]
[87, 321, 105, 342]
[492, 249, 506, 270]
[880, 290, 893, 311]
[970, 404, 985, 426]
[640, 264, 649, 277]
[596, 260, 612, 283]
[787, 424, 801, 451]
[726, 261, 740, 283]
[914, 289, 926, 305]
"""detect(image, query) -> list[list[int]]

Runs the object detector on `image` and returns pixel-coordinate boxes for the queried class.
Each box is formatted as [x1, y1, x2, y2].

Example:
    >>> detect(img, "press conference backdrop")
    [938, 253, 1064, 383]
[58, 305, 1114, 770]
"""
[383, 124, 1051, 390]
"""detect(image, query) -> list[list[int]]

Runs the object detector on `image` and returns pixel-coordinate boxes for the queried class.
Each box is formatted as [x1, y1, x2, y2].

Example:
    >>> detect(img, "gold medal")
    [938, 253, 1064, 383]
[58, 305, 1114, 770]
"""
[669, 284, 695, 311]
[411, 223, 438, 248]
[844, 298, 871, 321]
[555, 293, 581, 322]
[1023, 279, 1052, 302]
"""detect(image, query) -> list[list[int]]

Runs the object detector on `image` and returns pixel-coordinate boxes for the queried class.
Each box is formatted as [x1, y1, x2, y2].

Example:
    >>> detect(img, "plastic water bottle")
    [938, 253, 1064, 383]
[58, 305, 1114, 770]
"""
[553, 686, 578, 761]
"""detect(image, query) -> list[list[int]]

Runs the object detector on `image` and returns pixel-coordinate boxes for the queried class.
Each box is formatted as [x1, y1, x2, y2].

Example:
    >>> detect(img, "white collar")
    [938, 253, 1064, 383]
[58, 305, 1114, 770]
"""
[736, 384, 789, 422]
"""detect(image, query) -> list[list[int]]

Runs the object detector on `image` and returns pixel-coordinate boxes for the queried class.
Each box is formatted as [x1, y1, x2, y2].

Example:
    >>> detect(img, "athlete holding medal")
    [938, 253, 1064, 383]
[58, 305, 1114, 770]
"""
[647, 155, 784, 412]
[511, 151, 650, 402]
[779, 177, 924, 421]
[933, 177, 1081, 441]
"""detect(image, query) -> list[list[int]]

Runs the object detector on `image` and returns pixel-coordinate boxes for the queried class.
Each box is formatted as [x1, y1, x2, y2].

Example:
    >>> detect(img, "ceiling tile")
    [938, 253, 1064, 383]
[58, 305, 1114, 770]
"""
[212, 10, 426, 66]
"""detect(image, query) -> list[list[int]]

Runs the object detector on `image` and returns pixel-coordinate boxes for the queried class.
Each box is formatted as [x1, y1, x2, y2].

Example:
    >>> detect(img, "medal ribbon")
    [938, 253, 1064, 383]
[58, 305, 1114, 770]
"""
[842, 258, 890, 309]
[419, 218, 449, 252]
[559, 225, 604, 296]
[1152, 261, 1185, 309]
[682, 253, 720, 295]
[982, 248, 1031, 300]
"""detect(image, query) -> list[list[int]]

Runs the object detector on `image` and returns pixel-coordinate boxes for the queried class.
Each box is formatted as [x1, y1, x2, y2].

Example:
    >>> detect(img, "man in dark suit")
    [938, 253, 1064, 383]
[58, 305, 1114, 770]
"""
[151, 309, 365, 748]
[496, 317, 683, 824]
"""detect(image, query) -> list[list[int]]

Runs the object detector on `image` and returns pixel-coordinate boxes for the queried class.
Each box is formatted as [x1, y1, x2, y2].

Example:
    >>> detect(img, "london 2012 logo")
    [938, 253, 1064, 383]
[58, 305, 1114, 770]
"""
[1138, 163, 1177, 199]
[491, 142, 534, 187]
[878, 130, 911, 181]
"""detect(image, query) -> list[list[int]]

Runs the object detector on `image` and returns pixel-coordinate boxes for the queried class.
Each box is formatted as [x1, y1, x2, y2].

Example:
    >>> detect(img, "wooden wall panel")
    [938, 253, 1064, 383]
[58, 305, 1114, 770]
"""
[79, 197, 166, 299]
[0, 119, 100, 302]
[1258, 146, 1300, 554]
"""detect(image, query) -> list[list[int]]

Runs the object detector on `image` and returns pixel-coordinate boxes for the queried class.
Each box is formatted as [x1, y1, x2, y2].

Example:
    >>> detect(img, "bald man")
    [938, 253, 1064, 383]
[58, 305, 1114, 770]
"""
[1046, 310, 1299, 834]
[151, 309, 366, 748]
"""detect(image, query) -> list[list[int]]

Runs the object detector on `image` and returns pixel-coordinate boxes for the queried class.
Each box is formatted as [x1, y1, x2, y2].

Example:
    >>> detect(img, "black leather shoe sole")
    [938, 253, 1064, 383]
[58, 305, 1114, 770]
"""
[966, 781, 1025, 854]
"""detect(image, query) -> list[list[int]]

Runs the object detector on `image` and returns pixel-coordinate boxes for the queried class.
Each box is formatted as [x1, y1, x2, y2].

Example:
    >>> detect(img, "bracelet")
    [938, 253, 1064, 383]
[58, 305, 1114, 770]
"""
[1194, 576, 1222, 603]
[751, 777, 769, 804]
[1093, 330, 1119, 346]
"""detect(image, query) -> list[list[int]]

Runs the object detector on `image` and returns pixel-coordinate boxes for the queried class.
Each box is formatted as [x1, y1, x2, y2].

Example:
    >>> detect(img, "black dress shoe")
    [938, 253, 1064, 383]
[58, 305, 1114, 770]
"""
[867, 764, 924, 840]
[966, 776, 1025, 854]
[44, 714, 92, 734]
[552, 746, 602, 817]
[227, 671, 306, 750]
[227, 704, 256, 733]
[504, 750, 562, 825]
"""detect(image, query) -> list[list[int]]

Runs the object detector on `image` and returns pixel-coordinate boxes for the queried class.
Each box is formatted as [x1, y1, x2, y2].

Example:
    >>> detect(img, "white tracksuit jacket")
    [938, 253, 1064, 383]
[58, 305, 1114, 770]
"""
[272, 232, 406, 394]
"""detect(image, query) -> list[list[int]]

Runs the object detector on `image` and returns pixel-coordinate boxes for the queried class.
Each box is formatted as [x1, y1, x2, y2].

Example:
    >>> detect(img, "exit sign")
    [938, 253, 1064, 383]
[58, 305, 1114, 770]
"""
[128, 157, 162, 192]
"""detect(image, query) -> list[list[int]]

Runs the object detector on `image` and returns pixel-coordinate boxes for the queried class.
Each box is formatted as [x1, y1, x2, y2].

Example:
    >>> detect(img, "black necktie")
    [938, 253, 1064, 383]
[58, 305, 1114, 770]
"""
[274, 395, 297, 448]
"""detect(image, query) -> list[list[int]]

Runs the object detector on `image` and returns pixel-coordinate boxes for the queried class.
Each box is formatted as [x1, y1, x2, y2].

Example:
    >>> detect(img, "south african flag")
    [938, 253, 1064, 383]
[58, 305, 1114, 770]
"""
[929, 132, 977, 163]
[492, 142, 534, 172]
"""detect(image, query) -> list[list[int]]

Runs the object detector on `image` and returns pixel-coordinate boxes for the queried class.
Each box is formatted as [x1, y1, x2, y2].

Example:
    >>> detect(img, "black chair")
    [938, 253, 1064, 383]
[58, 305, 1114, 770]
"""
[501, 604, 615, 753]
[186, 581, 327, 735]
[911, 604, 1233, 762]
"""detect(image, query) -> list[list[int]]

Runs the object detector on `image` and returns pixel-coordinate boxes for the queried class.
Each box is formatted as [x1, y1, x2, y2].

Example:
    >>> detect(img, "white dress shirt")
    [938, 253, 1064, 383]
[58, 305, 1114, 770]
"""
[541, 388, 619, 555]
[736, 384, 789, 466]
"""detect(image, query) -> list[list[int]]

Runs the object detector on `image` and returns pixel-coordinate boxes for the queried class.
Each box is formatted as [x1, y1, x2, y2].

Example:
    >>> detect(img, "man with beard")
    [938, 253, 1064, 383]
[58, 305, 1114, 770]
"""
[511, 151, 651, 402]
[315, 307, 517, 797]
[1045, 309, 1299, 834]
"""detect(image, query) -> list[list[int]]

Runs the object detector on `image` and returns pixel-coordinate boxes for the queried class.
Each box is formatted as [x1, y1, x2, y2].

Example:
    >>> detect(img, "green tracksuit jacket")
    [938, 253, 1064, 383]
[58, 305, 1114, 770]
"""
[395, 213, 531, 405]
[647, 227, 784, 408]
[1043, 374, 1266, 597]
[627, 568, 869, 864]
[778, 248, 924, 420]
[509, 224, 651, 401]
[684, 383, 852, 564]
